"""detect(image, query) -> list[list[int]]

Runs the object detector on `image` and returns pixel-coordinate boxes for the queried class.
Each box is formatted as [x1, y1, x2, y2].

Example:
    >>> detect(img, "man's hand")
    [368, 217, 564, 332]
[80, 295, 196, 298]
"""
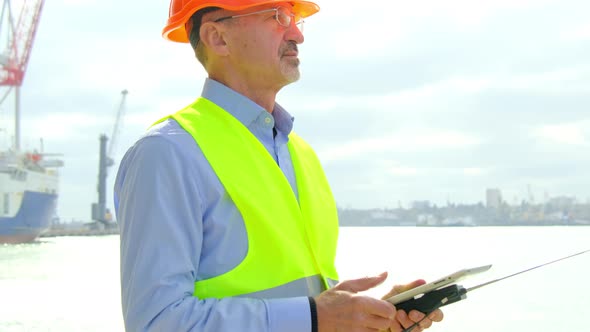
[315, 272, 397, 332]
[381, 280, 444, 332]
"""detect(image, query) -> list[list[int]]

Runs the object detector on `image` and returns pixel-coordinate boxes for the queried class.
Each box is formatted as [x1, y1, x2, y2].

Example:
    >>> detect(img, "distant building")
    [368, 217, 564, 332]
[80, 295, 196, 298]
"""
[417, 214, 438, 226]
[548, 196, 575, 209]
[411, 200, 431, 210]
[486, 188, 502, 209]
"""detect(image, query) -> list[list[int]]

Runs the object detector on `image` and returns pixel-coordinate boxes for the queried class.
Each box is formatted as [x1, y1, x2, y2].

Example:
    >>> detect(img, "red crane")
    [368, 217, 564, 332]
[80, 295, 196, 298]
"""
[0, 0, 45, 150]
[0, 0, 43, 86]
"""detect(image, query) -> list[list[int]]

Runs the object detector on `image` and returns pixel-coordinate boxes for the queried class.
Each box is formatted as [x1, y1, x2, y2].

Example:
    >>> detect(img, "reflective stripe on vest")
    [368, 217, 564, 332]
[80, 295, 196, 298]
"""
[157, 97, 339, 299]
[239, 275, 339, 299]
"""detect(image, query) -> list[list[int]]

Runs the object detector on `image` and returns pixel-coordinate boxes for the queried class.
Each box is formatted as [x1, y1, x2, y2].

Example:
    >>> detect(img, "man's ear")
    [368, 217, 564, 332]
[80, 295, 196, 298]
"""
[200, 22, 229, 56]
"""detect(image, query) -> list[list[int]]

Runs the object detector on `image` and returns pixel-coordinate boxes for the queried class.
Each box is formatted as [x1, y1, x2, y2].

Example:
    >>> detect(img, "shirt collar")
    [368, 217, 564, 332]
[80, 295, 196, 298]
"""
[201, 78, 294, 135]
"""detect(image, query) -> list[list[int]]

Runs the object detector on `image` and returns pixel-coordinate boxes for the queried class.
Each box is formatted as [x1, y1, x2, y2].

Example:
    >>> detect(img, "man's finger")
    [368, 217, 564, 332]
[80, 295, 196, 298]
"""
[428, 309, 444, 322]
[363, 314, 396, 331]
[359, 297, 397, 320]
[385, 318, 403, 332]
[396, 309, 419, 330]
[382, 279, 426, 299]
[409, 310, 433, 329]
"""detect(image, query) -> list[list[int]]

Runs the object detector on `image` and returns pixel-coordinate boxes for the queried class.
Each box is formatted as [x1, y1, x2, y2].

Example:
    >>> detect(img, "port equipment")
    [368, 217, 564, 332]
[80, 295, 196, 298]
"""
[0, 0, 44, 151]
[92, 89, 128, 225]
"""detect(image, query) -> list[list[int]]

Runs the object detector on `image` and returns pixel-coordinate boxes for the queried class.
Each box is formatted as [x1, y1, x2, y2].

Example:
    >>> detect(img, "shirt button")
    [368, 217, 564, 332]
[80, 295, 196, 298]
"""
[265, 117, 272, 124]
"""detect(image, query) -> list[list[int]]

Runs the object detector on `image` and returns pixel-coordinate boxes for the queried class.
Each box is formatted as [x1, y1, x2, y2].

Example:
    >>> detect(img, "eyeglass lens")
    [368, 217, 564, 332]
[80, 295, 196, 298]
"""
[276, 7, 303, 31]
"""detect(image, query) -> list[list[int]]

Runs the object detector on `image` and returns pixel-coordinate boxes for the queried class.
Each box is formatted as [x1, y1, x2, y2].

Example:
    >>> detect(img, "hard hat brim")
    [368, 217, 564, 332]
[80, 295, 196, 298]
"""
[163, 0, 320, 43]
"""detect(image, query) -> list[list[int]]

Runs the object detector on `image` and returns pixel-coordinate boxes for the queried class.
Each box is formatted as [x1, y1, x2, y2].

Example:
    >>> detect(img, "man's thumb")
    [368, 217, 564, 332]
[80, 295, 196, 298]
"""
[335, 271, 388, 293]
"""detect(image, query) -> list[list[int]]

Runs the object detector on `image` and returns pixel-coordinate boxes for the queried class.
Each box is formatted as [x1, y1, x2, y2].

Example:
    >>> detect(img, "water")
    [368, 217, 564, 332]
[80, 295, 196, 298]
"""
[1, 227, 589, 331]
[1, 236, 123, 332]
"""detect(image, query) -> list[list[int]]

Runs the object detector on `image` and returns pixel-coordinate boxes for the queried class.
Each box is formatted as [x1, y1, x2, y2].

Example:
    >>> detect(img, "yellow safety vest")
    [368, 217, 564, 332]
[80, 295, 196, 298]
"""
[156, 97, 339, 299]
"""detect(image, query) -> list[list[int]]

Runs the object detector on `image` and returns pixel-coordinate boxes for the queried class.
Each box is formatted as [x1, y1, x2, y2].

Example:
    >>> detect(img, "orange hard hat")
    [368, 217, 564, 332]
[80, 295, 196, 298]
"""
[163, 0, 320, 43]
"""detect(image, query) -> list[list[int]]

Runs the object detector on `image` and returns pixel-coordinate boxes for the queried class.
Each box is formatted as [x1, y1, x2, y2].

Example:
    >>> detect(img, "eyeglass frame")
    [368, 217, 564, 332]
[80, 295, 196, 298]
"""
[213, 6, 304, 30]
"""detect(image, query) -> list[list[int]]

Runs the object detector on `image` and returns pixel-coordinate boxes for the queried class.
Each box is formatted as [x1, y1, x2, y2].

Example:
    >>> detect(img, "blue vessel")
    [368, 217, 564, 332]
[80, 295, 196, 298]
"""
[0, 152, 62, 243]
[0, 0, 60, 243]
[0, 191, 57, 243]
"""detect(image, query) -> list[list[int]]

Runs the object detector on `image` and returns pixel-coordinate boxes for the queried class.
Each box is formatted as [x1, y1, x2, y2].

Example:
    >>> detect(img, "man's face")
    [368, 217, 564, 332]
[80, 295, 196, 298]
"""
[221, 3, 305, 90]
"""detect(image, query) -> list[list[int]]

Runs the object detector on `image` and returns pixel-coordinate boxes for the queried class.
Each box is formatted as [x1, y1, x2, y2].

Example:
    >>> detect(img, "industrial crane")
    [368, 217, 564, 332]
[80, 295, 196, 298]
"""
[0, 0, 44, 151]
[92, 89, 128, 225]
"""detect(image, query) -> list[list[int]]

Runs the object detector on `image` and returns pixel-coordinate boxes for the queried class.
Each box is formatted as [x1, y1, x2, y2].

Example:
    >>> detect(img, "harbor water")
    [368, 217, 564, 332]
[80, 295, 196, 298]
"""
[1, 227, 589, 331]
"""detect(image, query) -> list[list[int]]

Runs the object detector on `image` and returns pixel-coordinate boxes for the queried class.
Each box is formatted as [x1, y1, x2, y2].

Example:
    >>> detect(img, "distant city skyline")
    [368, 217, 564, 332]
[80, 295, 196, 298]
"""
[337, 187, 590, 211]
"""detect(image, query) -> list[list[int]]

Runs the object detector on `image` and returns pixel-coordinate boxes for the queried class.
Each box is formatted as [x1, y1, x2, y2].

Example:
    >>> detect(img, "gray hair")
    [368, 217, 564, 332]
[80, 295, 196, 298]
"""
[188, 7, 221, 66]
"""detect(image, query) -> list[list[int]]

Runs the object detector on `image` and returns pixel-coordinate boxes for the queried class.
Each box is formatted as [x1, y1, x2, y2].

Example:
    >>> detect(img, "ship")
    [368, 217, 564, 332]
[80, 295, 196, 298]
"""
[0, 0, 61, 243]
[0, 150, 62, 243]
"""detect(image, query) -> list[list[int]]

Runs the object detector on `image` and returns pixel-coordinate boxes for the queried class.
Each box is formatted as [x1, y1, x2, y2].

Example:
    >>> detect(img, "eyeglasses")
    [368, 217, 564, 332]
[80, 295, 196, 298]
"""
[214, 6, 304, 31]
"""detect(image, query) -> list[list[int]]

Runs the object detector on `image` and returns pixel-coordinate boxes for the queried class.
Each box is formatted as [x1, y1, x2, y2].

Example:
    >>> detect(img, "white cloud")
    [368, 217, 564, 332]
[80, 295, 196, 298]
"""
[534, 123, 588, 145]
[293, 75, 493, 114]
[319, 0, 558, 59]
[296, 65, 590, 116]
[60, 0, 98, 5]
[24, 112, 108, 142]
[388, 166, 419, 176]
[504, 65, 590, 94]
[124, 97, 192, 128]
[320, 129, 481, 162]
[463, 168, 488, 176]
[561, 23, 590, 41]
[431, 0, 554, 26]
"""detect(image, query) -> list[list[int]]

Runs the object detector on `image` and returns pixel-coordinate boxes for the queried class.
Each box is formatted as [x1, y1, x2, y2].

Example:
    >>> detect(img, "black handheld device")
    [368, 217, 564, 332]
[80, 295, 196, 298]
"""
[394, 284, 467, 313]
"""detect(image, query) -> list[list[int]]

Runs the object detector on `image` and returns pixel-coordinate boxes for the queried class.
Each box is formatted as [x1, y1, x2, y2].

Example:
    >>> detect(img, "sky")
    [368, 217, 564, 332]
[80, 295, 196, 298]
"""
[1, 0, 590, 221]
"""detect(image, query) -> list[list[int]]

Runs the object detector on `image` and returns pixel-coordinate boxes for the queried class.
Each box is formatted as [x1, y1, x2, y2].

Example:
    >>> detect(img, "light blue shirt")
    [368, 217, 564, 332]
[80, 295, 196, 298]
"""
[114, 78, 311, 331]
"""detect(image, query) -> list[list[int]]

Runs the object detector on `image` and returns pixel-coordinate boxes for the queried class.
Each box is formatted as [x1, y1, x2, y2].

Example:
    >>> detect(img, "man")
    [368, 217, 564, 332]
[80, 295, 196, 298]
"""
[115, 0, 444, 331]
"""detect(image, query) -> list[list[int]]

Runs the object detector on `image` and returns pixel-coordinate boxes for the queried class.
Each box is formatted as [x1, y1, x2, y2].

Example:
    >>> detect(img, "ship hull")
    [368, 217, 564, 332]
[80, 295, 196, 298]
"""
[0, 190, 57, 244]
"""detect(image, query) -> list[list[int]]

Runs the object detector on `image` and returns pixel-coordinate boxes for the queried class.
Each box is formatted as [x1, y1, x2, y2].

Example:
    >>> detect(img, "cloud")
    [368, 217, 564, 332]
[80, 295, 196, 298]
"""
[25, 112, 107, 142]
[60, 0, 98, 5]
[388, 166, 419, 176]
[504, 65, 590, 94]
[562, 23, 590, 41]
[319, 129, 481, 162]
[463, 168, 488, 176]
[534, 123, 589, 146]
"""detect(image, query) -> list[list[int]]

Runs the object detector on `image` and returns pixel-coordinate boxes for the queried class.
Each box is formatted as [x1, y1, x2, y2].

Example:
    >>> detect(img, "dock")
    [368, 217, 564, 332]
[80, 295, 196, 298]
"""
[40, 222, 119, 238]
[40, 228, 119, 238]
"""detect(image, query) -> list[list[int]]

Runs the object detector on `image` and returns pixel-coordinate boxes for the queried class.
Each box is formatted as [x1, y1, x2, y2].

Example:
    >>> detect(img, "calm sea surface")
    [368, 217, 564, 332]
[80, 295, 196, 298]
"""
[1, 227, 589, 331]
